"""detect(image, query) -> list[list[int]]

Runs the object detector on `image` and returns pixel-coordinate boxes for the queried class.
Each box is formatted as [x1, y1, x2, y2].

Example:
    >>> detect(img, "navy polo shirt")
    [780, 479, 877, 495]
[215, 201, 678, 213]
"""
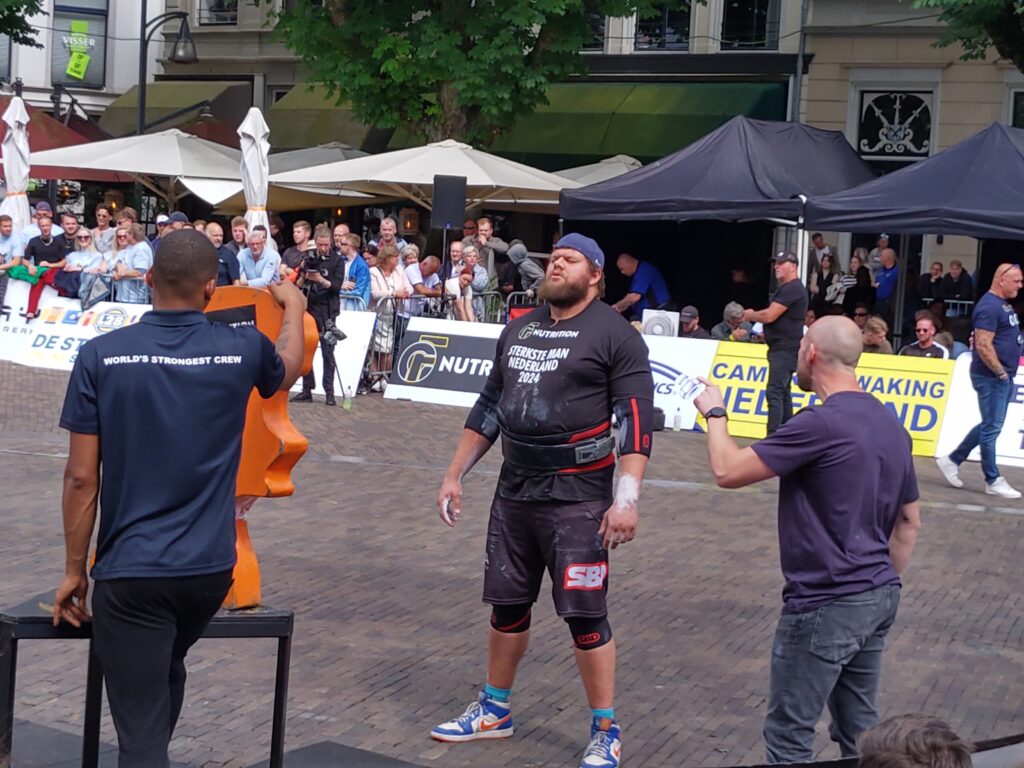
[59, 310, 285, 580]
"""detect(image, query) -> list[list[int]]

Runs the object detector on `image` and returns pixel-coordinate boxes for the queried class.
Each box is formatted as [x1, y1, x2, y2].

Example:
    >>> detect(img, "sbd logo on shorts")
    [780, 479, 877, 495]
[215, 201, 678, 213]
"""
[564, 561, 608, 590]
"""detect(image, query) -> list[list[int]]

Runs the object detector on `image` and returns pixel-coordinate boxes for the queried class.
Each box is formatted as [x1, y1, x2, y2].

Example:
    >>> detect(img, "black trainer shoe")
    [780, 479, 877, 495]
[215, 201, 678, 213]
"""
[325, 394, 337, 407]
[289, 390, 313, 403]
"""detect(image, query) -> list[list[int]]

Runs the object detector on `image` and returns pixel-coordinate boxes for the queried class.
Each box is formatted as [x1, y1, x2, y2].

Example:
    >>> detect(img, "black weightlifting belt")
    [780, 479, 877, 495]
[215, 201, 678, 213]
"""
[500, 429, 614, 471]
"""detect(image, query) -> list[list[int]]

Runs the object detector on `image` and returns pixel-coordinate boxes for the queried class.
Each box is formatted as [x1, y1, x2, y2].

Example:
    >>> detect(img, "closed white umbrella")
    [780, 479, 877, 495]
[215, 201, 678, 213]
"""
[0, 97, 31, 231]
[237, 107, 271, 234]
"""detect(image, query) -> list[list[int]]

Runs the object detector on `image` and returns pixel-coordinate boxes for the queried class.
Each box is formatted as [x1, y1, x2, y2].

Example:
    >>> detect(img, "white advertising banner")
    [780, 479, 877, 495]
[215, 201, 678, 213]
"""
[0, 281, 148, 369]
[288, 310, 376, 398]
[643, 335, 720, 431]
[385, 317, 504, 407]
[935, 353, 1024, 468]
[0, 282, 374, 397]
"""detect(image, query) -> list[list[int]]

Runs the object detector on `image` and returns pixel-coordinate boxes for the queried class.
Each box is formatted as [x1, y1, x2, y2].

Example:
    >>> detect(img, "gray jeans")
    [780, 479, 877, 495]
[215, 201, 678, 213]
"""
[764, 583, 901, 763]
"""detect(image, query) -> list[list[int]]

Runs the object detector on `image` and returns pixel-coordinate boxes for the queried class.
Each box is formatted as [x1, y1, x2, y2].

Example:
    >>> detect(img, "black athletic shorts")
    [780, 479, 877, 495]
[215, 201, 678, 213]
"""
[482, 495, 611, 618]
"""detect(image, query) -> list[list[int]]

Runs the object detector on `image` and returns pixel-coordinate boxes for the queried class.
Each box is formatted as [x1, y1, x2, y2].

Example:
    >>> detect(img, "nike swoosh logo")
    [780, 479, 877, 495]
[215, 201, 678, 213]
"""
[480, 715, 511, 731]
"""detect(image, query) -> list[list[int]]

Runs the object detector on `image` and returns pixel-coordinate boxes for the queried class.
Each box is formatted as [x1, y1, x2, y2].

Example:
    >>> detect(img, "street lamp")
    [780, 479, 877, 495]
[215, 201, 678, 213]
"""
[137, 0, 199, 136]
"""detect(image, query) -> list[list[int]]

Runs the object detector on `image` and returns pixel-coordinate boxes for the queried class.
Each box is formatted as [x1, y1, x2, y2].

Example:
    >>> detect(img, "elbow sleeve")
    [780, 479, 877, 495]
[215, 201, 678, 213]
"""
[465, 377, 501, 442]
[613, 397, 653, 458]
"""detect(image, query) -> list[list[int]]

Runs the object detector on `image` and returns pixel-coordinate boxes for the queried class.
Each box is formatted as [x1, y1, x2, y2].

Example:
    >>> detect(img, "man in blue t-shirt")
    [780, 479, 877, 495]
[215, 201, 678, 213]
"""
[873, 248, 900, 326]
[937, 263, 1023, 499]
[694, 315, 922, 764]
[54, 230, 307, 767]
[611, 252, 671, 320]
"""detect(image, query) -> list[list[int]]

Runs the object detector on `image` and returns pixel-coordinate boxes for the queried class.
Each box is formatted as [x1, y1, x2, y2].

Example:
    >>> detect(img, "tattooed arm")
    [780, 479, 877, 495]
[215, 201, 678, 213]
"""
[268, 281, 307, 390]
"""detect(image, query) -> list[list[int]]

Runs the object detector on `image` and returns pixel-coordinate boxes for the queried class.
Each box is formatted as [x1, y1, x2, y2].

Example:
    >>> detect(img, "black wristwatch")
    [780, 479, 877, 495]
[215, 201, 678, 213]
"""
[704, 407, 728, 420]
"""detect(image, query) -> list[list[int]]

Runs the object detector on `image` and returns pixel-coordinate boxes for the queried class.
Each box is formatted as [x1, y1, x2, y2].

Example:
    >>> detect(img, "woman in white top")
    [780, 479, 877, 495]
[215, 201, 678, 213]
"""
[369, 244, 413, 390]
[62, 226, 109, 307]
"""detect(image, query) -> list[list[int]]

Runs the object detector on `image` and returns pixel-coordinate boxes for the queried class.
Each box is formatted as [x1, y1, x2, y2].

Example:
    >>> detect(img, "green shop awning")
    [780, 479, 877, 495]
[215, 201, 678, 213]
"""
[477, 81, 786, 169]
[266, 85, 391, 152]
[99, 81, 251, 137]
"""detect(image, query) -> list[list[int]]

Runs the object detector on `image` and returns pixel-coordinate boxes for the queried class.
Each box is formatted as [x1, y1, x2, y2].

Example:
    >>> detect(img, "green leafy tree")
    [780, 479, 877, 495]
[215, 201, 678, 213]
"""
[268, 0, 669, 147]
[914, 0, 1024, 72]
[0, 0, 45, 48]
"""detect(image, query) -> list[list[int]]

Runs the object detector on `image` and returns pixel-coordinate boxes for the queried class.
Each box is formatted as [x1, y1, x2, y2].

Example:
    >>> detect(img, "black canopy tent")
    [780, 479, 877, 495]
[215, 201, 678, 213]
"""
[804, 122, 1024, 239]
[559, 115, 875, 223]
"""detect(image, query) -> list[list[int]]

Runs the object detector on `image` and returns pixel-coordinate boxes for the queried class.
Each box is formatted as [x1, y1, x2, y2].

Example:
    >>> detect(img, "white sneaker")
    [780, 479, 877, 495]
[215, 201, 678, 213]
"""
[935, 456, 964, 488]
[985, 477, 1022, 499]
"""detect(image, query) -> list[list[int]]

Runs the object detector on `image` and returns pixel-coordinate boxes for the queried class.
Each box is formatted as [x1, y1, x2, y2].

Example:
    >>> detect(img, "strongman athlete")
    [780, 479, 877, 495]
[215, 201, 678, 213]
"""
[432, 233, 654, 768]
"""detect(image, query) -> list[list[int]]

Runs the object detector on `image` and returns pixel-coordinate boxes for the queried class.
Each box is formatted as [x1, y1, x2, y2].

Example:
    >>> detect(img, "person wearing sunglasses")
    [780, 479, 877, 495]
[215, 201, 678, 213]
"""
[61, 226, 109, 305]
[898, 313, 949, 359]
[937, 263, 1024, 499]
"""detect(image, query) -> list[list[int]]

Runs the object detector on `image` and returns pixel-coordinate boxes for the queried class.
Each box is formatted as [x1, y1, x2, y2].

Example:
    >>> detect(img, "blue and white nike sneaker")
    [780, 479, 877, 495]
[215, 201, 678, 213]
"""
[430, 692, 514, 742]
[580, 718, 622, 768]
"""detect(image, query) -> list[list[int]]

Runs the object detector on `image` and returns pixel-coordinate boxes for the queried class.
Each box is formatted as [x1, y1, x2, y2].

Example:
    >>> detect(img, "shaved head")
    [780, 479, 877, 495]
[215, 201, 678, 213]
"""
[797, 316, 863, 391]
[149, 230, 218, 306]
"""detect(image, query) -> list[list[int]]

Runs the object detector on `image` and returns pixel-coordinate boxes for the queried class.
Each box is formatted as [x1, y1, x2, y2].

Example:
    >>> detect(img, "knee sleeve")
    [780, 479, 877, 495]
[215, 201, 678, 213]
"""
[566, 615, 612, 650]
[490, 603, 532, 633]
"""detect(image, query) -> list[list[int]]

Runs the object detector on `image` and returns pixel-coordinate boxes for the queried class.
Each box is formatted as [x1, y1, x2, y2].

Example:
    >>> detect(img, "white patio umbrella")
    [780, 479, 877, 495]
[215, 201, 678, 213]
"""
[557, 155, 642, 185]
[179, 176, 382, 214]
[269, 139, 580, 210]
[237, 107, 271, 233]
[28, 129, 242, 207]
[0, 97, 31, 231]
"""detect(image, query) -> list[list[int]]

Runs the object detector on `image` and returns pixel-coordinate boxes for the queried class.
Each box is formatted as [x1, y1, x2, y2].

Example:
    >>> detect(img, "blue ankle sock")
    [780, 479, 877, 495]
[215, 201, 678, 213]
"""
[592, 707, 615, 722]
[484, 683, 511, 703]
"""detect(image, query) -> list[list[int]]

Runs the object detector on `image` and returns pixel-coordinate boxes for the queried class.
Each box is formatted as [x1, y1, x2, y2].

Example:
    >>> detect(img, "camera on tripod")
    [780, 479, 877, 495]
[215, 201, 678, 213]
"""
[320, 319, 347, 351]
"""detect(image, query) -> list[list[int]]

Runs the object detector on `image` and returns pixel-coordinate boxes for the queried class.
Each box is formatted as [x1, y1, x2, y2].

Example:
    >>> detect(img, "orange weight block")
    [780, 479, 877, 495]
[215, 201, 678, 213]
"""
[205, 287, 318, 609]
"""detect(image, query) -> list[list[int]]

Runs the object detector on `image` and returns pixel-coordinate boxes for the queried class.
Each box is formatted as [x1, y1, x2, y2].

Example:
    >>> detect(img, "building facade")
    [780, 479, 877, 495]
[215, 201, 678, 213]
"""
[157, 0, 810, 162]
[800, 0, 1016, 273]
[4, 0, 165, 117]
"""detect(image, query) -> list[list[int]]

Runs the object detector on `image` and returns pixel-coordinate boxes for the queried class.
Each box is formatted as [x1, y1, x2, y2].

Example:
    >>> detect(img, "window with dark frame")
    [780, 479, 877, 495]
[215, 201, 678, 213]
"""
[720, 0, 780, 50]
[635, 2, 691, 51]
[0, 35, 10, 83]
[51, 0, 108, 90]
[581, 9, 607, 51]
[1012, 91, 1024, 129]
[198, 0, 239, 26]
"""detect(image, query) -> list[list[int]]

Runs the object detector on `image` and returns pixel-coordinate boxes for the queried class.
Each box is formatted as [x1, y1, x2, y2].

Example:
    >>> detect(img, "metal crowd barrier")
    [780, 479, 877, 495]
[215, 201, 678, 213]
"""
[921, 297, 975, 318]
[366, 296, 406, 392]
[479, 291, 506, 324]
[338, 294, 368, 313]
[505, 291, 539, 321]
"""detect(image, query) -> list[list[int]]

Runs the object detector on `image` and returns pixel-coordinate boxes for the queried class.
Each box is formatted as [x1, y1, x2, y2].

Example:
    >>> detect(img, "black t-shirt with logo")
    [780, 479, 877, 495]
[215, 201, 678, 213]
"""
[25, 235, 69, 266]
[59, 310, 285, 580]
[472, 298, 653, 502]
[765, 278, 808, 349]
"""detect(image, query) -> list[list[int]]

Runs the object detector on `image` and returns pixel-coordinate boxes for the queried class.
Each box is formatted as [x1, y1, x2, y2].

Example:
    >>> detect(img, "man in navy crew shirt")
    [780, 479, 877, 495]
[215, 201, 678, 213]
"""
[611, 252, 671, 320]
[937, 263, 1023, 499]
[694, 315, 922, 764]
[54, 230, 306, 768]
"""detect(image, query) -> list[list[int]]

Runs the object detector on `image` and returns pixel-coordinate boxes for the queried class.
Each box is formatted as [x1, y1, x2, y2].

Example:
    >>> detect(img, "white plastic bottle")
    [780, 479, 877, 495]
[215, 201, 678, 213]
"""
[672, 407, 682, 432]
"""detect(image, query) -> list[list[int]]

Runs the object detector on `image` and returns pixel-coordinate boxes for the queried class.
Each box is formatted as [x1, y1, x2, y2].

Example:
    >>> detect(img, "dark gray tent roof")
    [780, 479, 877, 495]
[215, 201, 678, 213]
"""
[559, 116, 875, 222]
[805, 123, 1024, 240]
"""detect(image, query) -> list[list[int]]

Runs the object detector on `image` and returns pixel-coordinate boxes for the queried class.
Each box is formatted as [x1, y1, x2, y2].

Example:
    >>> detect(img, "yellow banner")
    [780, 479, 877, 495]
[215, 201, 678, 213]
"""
[704, 342, 954, 456]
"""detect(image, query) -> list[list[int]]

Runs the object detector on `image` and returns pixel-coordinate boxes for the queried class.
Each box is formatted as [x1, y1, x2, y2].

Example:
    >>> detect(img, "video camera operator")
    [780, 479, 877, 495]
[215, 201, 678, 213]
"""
[290, 225, 346, 406]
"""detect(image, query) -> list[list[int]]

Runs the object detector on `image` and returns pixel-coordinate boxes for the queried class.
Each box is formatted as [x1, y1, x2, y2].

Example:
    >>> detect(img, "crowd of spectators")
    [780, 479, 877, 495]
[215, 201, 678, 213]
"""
[0, 202, 154, 317]
[6, 206, 992, 377]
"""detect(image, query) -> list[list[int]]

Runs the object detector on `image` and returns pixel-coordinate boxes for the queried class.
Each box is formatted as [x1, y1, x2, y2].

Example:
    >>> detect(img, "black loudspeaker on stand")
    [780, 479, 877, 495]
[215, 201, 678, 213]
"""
[433, 175, 468, 316]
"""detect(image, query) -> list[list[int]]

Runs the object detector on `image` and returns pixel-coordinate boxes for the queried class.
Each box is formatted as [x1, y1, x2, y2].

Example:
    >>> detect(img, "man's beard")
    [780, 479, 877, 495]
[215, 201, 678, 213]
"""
[538, 273, 590, 307]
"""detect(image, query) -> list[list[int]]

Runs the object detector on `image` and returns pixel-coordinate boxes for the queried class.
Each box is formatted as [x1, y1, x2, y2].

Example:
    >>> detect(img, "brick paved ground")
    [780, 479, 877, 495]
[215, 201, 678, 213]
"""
[1, 360, 1022, 768]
